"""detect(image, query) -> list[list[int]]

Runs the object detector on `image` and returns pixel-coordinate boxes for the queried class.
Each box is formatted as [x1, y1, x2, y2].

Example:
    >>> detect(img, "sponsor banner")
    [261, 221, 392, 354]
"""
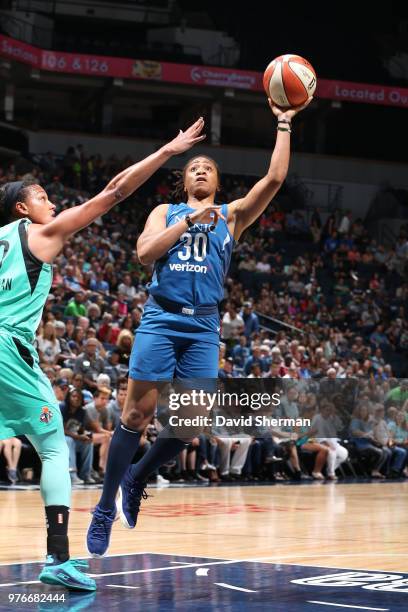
[317, 78, 408, 108]
[2, 34, 408, 108]
[0, 34, 41, 67]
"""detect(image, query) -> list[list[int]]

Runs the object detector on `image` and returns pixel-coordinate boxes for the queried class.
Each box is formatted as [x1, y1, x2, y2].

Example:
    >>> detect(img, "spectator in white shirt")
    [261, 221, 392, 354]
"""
[312, 402, 348, 480]
[338, 210, 352, 236]
[255, 255, 271, 274]
[222, 305, 244, 341]
[117, 273, 137, 300]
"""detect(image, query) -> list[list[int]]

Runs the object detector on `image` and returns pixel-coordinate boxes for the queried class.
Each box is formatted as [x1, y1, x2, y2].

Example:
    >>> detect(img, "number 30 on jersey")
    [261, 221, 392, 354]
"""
[178, 232, 208, 263]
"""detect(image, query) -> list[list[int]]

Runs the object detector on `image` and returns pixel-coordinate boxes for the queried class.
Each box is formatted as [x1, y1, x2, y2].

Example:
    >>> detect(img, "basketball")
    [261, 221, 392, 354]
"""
[263, 54, 317, 108]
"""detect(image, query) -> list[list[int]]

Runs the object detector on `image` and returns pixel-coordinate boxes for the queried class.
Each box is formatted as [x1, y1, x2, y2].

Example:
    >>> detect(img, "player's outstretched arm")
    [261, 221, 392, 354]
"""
[29, 118, 205, 262]
[229, 99, 312, 240]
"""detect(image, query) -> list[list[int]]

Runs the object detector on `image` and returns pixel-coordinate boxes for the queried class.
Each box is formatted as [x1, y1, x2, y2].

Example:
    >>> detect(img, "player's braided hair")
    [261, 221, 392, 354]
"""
[170, 156, 221, 203]
[0, 178, 37, 226]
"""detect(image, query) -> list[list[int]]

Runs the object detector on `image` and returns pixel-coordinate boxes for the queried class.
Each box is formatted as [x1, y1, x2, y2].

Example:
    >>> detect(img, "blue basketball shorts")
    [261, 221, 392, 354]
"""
[129, 302, 220, 381]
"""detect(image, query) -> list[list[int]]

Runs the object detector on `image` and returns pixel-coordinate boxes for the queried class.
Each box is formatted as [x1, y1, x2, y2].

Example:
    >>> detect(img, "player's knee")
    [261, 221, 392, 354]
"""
[122, 408, 151, 432]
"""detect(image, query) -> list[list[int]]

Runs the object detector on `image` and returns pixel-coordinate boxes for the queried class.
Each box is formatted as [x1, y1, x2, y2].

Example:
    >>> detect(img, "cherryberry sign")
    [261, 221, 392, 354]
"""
[2, 34, 408, 108]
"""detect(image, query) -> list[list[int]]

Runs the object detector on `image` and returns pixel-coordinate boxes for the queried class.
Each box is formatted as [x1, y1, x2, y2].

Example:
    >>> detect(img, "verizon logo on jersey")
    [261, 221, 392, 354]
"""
[169, 262, 208, 273]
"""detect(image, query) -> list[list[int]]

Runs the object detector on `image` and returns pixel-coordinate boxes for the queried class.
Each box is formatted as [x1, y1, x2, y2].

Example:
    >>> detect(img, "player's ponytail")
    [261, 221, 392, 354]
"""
[0, 179, 37, 226]
[170, 169, 186, 204]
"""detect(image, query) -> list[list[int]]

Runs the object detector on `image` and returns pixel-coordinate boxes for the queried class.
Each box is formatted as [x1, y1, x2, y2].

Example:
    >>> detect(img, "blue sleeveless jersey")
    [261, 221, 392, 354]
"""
[138, 203, 234, 344]
[149, 203, 233, 306]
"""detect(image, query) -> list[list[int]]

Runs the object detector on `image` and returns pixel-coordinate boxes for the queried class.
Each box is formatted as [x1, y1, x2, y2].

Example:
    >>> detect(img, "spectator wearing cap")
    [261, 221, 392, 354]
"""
[64, 291, 87, 318]
[218, 357, 237, 379]
[85, 387, 114, 476]
[74, 338, 105, 391]
[52, 378, 70, 403]
[241, 302, 259, 339]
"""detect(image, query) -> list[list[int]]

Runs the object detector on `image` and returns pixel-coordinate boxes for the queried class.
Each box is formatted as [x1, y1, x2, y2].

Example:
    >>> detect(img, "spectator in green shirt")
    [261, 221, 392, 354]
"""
[386, 380, 408, 406]
[64, 291, 87, 318]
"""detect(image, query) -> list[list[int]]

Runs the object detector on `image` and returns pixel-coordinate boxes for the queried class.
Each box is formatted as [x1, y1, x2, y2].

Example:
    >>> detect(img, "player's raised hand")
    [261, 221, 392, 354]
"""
[269, 96, 313, 121]
[189, 204, 226, 226]
[165, 117, 206, 155]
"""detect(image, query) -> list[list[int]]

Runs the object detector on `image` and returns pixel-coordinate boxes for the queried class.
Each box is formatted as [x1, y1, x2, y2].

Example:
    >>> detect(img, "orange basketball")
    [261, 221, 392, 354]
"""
[263, 54, 317, 108]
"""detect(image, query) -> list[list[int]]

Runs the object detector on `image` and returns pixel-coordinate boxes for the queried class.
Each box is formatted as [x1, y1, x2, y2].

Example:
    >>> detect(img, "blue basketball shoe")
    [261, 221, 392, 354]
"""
[116, 469, 148, 529]
[86, 505, 117, 557]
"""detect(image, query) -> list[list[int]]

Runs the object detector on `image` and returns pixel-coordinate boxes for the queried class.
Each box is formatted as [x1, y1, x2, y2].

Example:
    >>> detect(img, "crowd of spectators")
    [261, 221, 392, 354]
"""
[1, 146, 408, 486]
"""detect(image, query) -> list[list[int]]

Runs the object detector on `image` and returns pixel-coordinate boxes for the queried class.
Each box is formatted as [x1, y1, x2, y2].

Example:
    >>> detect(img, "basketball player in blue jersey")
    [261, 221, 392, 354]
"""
[0, 118, 205, 590]
[87, 97, 312, 557]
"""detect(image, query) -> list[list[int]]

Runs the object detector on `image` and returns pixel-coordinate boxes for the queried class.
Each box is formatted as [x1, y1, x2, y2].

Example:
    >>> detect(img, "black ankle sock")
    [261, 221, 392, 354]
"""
[129, 427, 186, 483]
[99, 421, 141, 511]
[45, 505, 70, 563]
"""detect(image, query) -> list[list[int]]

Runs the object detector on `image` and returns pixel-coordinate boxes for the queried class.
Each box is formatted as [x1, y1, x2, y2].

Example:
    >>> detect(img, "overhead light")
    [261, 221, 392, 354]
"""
[30, 69, 40, 79]
[113, 78, 124, 87]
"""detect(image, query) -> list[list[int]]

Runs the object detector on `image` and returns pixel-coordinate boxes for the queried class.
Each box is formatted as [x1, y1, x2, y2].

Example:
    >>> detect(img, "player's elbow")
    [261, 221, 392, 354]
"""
[137, 245, 153, 266]
[102, 185, 126, 208]
[138, 254, 153, 266]
[268, 174, 286, 189]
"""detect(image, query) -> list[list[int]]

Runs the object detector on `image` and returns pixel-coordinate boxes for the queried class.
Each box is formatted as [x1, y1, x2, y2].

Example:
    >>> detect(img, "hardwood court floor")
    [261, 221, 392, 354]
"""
[0, 481, 407, 572]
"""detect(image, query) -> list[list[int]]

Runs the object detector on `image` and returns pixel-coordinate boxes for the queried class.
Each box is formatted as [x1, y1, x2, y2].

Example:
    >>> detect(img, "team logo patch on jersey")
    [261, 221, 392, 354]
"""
[40, 406, 53, 424]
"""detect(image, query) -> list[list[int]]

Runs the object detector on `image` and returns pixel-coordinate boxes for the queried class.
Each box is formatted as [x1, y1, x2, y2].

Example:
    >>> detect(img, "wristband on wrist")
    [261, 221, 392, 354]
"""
[277, 126, 292, 133]
[184, 214, 194, 229]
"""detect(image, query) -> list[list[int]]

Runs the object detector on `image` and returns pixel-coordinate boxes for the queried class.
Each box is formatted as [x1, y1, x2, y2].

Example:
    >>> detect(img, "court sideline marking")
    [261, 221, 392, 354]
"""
[307, 602, 389, 611]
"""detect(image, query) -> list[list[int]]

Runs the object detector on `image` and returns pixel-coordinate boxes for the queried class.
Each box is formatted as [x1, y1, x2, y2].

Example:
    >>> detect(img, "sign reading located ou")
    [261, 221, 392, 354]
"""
[1, 34, 408, 108]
